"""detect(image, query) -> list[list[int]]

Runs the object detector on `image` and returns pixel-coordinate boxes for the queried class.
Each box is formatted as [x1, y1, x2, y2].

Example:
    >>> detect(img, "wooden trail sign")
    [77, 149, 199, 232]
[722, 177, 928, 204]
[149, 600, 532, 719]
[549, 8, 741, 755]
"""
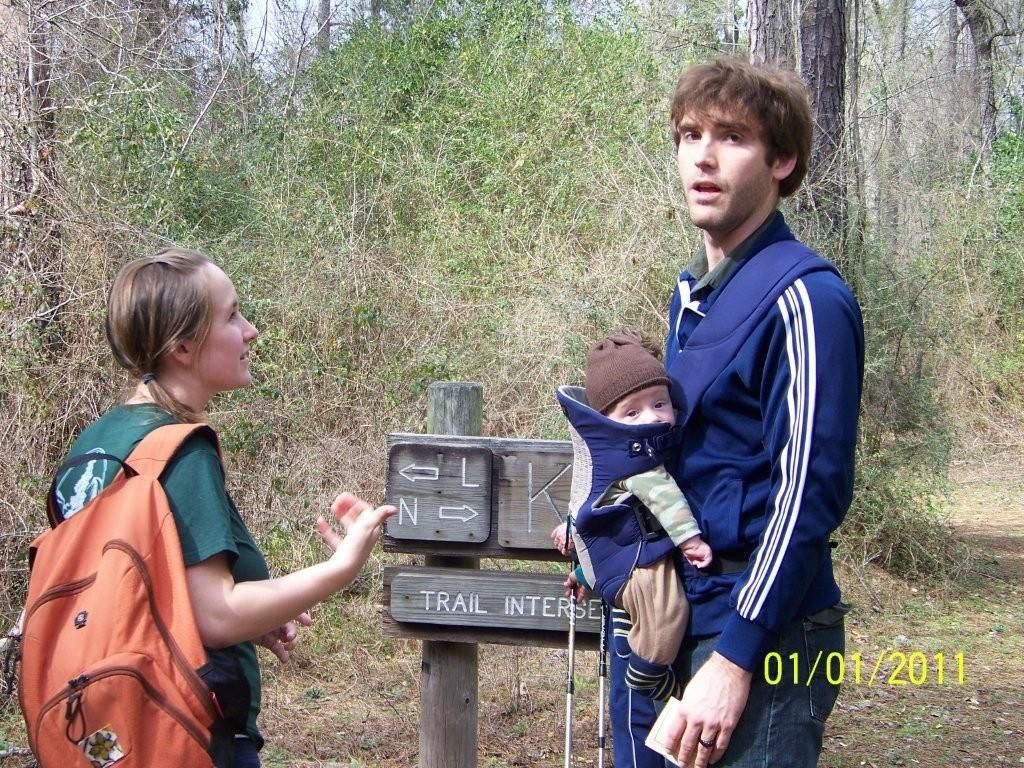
[384, 433, 575, 559]
[389, 567, 603, 633]
[388, 442, 492, 543]
[382, 566, 600, 651]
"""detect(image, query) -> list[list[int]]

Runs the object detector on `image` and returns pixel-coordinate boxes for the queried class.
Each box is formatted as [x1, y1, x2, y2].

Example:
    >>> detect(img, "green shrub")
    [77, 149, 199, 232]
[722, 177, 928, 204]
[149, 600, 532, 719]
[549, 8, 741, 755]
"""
[6, 0, 1016, 625]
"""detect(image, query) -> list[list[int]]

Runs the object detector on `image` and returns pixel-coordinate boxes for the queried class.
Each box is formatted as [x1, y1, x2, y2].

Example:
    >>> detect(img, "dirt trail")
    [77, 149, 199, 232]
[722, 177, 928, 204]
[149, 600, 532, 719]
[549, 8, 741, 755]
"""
[821, 446, 1024, 768]
[949, 448, 1024, 581]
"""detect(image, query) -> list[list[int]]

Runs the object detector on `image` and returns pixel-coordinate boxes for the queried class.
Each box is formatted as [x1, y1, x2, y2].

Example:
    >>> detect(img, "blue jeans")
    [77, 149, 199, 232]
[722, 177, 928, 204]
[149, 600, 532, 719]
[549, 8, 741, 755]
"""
[676, 603, 847, 767]
[233, 737, 261, 768]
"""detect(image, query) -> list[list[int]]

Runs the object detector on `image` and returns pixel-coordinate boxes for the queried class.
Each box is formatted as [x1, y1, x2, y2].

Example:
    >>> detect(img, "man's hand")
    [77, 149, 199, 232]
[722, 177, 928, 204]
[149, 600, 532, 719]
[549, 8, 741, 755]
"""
[661, 652, 752, 767]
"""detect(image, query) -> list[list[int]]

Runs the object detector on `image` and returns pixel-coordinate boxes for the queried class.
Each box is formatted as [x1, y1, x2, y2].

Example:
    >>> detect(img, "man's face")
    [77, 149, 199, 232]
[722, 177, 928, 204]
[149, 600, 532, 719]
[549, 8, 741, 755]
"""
[675, 111, 795, 255]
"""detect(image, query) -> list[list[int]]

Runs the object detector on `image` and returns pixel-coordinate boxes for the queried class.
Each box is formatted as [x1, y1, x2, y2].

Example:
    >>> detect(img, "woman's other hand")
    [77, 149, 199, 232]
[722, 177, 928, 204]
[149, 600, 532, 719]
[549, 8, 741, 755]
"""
[257, 612, 312, 663]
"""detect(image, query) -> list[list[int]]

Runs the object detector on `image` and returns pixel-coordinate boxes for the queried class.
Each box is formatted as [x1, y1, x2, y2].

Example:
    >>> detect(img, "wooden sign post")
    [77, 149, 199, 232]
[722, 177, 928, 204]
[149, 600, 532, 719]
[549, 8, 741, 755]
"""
[384, 383, 595, 768]
[419, 382, 482, 768]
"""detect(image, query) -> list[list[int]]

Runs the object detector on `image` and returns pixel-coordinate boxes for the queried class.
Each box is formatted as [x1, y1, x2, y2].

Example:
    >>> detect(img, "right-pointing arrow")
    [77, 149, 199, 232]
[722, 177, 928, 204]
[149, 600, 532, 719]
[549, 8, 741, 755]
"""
[437, 505, 479, 523]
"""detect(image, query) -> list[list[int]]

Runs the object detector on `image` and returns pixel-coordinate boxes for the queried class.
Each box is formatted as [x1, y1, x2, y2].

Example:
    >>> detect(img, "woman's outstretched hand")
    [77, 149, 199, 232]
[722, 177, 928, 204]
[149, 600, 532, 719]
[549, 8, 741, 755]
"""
[316, 492, 397, 555]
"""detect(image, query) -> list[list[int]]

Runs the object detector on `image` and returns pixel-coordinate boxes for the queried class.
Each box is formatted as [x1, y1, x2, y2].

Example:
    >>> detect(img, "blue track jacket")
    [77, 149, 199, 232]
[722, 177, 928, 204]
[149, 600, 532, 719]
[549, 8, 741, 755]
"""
[664, 213, 864, 672]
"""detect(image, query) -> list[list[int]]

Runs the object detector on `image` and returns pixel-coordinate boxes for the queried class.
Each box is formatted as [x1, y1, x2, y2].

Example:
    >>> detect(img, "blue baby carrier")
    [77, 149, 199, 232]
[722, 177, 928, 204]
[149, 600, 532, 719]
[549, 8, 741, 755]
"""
[556, 386, 680, 606]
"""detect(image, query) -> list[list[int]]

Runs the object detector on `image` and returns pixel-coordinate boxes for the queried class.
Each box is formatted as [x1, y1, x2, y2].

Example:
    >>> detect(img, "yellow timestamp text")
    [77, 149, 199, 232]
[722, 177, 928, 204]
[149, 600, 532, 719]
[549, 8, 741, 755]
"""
[763, 650, 966, 687]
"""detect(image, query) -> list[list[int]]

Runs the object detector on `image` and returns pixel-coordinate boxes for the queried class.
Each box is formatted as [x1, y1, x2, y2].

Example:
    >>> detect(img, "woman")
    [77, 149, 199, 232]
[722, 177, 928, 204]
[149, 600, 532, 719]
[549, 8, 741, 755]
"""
[52, 247, 395, 767]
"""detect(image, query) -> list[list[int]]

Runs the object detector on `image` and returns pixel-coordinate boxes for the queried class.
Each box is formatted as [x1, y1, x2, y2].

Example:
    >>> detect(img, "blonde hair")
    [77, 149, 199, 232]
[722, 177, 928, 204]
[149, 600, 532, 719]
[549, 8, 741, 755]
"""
[105, 248, 213, 422]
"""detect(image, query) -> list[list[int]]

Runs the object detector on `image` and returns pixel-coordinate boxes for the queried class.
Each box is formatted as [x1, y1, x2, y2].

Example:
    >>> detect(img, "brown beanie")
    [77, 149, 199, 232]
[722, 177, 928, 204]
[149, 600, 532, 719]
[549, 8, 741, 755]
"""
[585, 330, 671, 414]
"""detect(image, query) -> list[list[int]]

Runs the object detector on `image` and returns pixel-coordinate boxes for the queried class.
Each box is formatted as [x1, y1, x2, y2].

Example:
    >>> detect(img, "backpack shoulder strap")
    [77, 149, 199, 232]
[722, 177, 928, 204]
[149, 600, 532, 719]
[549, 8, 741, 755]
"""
[45, 423, 220, 528]
[125, 423, 222, 480]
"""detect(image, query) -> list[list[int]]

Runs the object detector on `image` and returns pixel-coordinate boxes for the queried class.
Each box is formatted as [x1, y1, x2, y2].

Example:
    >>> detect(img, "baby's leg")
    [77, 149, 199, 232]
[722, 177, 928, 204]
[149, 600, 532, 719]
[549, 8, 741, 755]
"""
[619, 558, 687, 701]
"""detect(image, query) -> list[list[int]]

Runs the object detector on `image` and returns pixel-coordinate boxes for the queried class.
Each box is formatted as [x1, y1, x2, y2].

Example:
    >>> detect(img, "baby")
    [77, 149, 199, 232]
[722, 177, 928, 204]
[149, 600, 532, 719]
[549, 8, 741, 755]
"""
[552, 330, 711, 701]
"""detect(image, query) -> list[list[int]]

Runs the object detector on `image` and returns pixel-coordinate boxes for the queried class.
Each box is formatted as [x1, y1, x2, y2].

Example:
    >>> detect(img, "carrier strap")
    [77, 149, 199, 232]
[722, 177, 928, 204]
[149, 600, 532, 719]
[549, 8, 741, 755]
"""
[46, 422, 221, 527]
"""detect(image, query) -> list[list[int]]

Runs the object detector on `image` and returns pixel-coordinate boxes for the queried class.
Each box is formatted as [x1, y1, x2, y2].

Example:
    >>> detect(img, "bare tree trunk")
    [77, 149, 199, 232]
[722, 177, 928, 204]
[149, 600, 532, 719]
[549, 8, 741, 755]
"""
[873, 0, 907, 254]
[846, 0, 865, 288]
[799, 0, 848, 255]
[213, 0, 227, 62]
[136, 0, 172, 54]
[750, 0, 796, 66]
[2, 0, 54, 221]
[947, 0, 960, 73]
[1, 1, 28, 218]
[725, 1, 741, 46]
[317, 0, 331, 55]
[954, 0, 1001, 168]
[1, 0, 61, 347]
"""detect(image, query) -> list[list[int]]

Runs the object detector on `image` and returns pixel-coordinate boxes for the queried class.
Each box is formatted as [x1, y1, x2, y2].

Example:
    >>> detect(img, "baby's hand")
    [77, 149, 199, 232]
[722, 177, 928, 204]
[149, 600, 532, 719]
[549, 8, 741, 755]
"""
[550, 522, 574, 556]
[680, 535, 713, 568]
[563, 572, 587, 602]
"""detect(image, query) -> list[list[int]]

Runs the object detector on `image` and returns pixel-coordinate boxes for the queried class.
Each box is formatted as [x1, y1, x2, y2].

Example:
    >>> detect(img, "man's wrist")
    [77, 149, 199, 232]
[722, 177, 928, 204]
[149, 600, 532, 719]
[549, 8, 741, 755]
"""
[706, 651, 754, 683]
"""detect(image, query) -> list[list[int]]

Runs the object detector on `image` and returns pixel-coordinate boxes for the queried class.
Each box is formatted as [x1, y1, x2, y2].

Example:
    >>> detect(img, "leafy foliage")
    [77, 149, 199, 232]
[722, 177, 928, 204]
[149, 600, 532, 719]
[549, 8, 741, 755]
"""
[5, 0, 1022, 632]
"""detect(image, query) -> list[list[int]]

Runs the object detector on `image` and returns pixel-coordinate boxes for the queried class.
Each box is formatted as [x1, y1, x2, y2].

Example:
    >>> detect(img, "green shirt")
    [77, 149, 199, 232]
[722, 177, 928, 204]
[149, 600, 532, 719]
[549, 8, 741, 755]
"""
[56, 404, 269, 746]
[684, 211, 779, 296]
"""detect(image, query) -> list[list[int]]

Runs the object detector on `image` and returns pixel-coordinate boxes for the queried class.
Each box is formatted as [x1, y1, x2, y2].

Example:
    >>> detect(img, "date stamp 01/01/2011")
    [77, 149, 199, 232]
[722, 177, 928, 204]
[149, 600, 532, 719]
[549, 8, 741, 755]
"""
[763, 650, 967, 687]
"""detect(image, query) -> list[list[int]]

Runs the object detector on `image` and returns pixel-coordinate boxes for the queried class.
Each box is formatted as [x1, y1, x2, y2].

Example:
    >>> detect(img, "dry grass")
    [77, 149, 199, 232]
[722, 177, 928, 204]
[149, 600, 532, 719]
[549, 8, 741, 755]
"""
[1, 425, 1021, 767]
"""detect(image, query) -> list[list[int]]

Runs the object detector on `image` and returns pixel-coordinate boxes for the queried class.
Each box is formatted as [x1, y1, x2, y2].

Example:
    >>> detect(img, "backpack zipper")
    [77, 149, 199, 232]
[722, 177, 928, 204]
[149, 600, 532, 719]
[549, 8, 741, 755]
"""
[24, 575, 97, 624]
[22, 540, 218, 724]
[34, 664, 211, 750]
[20, 574, 99, 755]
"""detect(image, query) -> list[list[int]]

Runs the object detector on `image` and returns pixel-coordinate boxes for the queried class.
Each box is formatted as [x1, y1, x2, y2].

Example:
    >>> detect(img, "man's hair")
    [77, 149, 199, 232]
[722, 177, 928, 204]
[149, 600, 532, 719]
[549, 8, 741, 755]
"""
[670, 57, 813, 198]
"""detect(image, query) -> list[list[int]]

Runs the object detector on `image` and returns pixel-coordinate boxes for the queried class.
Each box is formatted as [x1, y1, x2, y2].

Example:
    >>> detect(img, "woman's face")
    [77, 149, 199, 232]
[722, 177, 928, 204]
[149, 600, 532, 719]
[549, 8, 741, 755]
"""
[191, 262, 259, 397]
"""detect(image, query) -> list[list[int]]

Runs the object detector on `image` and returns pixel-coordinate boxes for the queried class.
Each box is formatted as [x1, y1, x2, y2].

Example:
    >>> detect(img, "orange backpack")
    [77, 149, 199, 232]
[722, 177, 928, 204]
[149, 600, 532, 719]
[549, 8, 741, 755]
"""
[19, 424, 220, 767]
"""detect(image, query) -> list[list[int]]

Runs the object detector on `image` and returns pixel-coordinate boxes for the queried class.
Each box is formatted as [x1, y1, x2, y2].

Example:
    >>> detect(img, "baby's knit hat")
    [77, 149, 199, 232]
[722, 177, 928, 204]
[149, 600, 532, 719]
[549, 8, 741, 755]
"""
[584, 330, 671, 414]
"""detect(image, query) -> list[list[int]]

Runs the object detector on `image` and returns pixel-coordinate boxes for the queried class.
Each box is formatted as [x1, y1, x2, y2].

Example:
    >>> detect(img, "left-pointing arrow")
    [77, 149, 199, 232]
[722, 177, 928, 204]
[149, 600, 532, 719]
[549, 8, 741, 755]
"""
[399, 463, 439, 482]
[437, 505, 479, 523]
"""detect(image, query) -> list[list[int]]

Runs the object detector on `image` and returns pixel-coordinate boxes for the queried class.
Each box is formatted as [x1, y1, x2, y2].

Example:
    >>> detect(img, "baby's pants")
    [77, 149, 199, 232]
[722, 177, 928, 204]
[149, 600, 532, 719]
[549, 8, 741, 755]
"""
[616, 556, 686, 701]
[618, 555, 687, 666]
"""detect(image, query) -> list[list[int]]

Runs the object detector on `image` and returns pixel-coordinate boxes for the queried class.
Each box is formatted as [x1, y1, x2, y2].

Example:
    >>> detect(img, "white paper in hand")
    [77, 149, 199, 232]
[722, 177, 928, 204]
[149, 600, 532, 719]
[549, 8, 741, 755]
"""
[644, 696, 684, 767]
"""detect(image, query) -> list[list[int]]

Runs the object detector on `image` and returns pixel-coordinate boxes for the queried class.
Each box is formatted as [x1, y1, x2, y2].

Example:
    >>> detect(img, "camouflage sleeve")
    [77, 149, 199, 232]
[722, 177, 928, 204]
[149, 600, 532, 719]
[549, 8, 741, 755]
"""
[622, 465, 700, 546]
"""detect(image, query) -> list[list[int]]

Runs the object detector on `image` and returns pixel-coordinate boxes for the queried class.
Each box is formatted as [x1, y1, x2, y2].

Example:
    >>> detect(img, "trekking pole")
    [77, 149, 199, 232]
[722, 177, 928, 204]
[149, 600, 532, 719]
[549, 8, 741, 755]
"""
[564, 517, 577, 768]
[597, 600, 608, 768]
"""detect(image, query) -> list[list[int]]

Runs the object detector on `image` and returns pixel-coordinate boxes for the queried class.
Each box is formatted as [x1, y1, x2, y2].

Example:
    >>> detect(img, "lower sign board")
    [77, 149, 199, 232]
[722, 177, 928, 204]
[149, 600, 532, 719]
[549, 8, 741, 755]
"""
[389, 567, 603, 634]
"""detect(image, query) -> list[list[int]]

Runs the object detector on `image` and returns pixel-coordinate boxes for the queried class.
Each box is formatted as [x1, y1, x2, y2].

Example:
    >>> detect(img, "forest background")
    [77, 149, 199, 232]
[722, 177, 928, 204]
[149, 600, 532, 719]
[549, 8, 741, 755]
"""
[1, 0, 1022, 765]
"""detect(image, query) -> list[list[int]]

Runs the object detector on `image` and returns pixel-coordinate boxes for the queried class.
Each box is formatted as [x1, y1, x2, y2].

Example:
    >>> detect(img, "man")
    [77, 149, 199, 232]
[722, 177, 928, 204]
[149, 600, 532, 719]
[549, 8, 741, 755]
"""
[657, 58, 864, 768]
